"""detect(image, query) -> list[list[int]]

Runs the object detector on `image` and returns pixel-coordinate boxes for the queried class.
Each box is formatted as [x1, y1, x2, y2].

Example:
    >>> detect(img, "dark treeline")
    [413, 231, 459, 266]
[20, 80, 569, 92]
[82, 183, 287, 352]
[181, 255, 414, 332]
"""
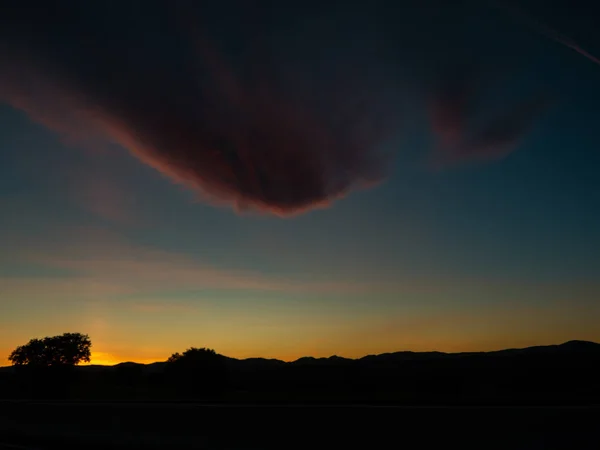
[1, 339, 600, 405]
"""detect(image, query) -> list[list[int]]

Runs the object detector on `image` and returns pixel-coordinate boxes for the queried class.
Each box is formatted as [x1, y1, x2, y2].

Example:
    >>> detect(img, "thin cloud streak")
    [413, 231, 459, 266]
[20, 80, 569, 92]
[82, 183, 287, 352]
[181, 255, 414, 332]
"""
[490, 0, 600, 67]
[4, 226, 404, 297]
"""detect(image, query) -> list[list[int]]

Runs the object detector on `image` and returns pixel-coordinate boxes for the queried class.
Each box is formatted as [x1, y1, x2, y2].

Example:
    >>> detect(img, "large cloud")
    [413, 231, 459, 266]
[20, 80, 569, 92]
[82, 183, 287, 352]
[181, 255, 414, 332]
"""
[0, 2, 395, 217]
[0, 1, 552, 215]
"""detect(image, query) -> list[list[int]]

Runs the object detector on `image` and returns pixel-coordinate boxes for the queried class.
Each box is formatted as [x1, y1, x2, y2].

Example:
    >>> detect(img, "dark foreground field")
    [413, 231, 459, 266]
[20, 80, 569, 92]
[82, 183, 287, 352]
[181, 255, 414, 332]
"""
[2, 341, 599, 448]
[1, 402, 598, 449]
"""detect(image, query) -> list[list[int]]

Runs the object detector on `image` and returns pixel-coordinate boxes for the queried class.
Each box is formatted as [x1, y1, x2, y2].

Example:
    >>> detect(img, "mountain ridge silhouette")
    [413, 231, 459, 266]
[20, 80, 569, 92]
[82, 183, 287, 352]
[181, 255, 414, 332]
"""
[3, 339, 596, 372]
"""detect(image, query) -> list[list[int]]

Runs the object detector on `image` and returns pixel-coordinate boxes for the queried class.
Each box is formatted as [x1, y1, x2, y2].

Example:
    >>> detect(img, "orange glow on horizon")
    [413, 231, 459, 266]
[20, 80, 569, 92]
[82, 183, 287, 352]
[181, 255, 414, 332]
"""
[85, 351, 167, 366]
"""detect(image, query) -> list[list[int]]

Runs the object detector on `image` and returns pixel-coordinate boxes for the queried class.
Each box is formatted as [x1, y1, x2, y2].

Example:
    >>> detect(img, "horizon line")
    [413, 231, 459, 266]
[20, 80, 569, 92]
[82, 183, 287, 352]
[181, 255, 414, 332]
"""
[1, 339, 595, 369]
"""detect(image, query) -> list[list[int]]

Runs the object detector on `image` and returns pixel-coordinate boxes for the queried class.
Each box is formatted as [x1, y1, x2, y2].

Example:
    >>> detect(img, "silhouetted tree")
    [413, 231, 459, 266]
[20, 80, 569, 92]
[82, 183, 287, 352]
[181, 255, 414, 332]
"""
[166, 347, 228, 397]
[8, 332, 91, 367]
[8, 332, 91, 399]
[167, 352, 183, 364]
[167, 347, 220, 366]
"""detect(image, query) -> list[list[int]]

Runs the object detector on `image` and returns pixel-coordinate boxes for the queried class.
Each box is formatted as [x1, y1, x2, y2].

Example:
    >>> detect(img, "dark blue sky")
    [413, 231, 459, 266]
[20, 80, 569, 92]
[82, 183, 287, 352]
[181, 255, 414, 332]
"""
[1, 0, 599, 364]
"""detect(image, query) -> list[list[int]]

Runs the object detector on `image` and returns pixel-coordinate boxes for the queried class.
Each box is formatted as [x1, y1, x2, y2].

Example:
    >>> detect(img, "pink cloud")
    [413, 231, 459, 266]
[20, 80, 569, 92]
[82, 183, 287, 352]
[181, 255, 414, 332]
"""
[0, 25, 394, 218]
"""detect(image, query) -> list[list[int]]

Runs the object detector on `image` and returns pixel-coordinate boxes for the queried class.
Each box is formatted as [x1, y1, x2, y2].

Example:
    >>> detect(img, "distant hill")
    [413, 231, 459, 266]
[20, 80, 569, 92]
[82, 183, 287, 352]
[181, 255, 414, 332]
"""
[3, 339, 596, 373]
[2, 340, 599, 404]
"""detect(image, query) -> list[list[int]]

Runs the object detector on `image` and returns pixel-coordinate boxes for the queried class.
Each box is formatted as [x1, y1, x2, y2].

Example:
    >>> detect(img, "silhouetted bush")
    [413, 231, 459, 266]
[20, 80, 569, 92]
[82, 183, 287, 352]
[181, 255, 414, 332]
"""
[166, 347, 229, 397]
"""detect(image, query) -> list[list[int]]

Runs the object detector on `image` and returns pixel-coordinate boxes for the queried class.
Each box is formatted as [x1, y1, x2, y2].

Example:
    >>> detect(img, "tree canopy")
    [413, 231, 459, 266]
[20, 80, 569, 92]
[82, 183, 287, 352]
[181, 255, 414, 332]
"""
[167, 347, 220, 367]
[166, 347, 228, 393]
[8, 332, 92, 367]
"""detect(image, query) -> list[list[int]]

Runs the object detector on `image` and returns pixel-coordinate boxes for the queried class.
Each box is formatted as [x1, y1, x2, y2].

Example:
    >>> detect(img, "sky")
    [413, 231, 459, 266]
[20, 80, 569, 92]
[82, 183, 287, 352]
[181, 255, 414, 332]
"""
[1, 0, 599, 365]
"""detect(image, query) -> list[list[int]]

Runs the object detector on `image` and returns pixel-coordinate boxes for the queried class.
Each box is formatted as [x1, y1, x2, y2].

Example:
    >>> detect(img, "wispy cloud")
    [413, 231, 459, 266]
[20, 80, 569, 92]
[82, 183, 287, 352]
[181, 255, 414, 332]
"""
[1, 226, 404, 299]
[128, 302, 199, 314]
[428, 67, 548, 168]
[0, 62, 110, 152]
[6, 226, 598, 307]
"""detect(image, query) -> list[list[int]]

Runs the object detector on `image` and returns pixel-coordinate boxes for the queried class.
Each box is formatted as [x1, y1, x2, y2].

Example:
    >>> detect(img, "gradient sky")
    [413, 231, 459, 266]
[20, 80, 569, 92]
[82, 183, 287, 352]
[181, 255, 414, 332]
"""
[1, 0, 599, 365]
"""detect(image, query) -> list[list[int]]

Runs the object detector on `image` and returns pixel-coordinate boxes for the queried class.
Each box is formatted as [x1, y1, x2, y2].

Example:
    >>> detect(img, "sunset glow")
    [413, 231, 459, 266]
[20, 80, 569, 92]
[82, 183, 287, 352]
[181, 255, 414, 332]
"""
[1, 1, 599, 367]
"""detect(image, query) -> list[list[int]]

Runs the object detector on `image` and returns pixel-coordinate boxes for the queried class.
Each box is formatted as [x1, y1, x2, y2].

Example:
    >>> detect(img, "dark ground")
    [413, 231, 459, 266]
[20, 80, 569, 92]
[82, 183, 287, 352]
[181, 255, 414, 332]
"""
[0, 401, 598, 449]
[1, 341, 599, 448]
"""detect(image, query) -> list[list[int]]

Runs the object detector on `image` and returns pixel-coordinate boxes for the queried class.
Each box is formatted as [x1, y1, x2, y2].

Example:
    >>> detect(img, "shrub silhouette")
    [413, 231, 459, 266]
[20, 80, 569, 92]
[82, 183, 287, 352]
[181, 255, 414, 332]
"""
[166, 347, 228, 397]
